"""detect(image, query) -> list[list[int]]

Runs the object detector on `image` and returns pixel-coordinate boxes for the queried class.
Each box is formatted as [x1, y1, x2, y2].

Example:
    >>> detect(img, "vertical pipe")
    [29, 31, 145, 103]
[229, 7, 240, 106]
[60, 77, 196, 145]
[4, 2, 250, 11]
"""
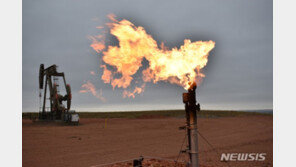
[184, 82, 198, 167]
[185, 103, 191, 161]
[189, 106, 198, 167]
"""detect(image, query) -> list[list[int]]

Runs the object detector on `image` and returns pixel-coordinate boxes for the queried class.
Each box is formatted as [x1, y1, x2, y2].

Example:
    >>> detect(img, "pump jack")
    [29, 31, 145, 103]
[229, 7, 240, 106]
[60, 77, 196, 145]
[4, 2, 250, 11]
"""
[39, 64, 79, 124]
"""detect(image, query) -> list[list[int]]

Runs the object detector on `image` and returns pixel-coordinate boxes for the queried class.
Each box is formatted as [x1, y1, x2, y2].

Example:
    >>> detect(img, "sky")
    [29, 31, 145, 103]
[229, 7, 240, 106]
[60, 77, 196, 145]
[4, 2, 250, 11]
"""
[23, 0, 273, 112]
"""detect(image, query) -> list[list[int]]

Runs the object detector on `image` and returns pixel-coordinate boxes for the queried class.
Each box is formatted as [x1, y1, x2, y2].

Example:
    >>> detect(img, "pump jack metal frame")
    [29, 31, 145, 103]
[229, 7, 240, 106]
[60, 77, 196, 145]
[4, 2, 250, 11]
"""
[39, 64, 72, 120]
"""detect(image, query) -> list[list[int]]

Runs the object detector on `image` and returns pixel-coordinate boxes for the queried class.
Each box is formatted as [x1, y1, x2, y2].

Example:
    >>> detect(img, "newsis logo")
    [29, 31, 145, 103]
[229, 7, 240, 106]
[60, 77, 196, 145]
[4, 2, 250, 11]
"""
[220, 153, 266, 161]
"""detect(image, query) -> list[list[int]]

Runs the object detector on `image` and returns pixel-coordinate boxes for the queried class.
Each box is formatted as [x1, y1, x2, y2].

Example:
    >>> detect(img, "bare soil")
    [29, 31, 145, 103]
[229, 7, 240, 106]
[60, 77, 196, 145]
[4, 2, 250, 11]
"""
[23, 115, 272, 167]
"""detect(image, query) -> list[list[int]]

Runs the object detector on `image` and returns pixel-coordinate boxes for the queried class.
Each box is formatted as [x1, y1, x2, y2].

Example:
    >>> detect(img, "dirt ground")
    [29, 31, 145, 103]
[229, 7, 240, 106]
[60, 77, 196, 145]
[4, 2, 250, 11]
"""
[22, 115, 272, 167]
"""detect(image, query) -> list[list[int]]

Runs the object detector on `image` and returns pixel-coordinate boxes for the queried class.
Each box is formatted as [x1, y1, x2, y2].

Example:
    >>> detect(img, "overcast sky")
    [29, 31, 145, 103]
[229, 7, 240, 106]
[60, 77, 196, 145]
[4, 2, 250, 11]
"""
[23, 0, 272, 112]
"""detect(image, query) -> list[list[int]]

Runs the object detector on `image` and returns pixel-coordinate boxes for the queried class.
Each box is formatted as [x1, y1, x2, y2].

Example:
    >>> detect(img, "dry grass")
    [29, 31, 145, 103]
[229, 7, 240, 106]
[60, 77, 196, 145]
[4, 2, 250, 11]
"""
[22, 109, 271, 119]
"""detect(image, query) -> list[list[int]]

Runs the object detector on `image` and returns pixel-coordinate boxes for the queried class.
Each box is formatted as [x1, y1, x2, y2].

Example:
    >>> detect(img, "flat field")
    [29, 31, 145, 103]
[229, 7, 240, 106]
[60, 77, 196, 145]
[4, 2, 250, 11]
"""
[22, 111, 272, 167]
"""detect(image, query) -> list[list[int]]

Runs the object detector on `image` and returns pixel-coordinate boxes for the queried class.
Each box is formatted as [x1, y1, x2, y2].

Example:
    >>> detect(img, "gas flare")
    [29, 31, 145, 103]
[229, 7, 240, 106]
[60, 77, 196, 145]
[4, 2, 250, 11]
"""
[90, 14, 215, 97]
[80, 81, 106, 102]
[122, 84, 145, 98]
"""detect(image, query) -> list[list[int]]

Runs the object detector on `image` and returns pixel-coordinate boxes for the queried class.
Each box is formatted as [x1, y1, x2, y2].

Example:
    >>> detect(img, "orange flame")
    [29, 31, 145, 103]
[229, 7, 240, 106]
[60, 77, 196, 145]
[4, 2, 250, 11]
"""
[89, 36, 105, 53]
[80, 81, 106, 102]
[90, 14, 215, 97]
[122, 84, 145, 98]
